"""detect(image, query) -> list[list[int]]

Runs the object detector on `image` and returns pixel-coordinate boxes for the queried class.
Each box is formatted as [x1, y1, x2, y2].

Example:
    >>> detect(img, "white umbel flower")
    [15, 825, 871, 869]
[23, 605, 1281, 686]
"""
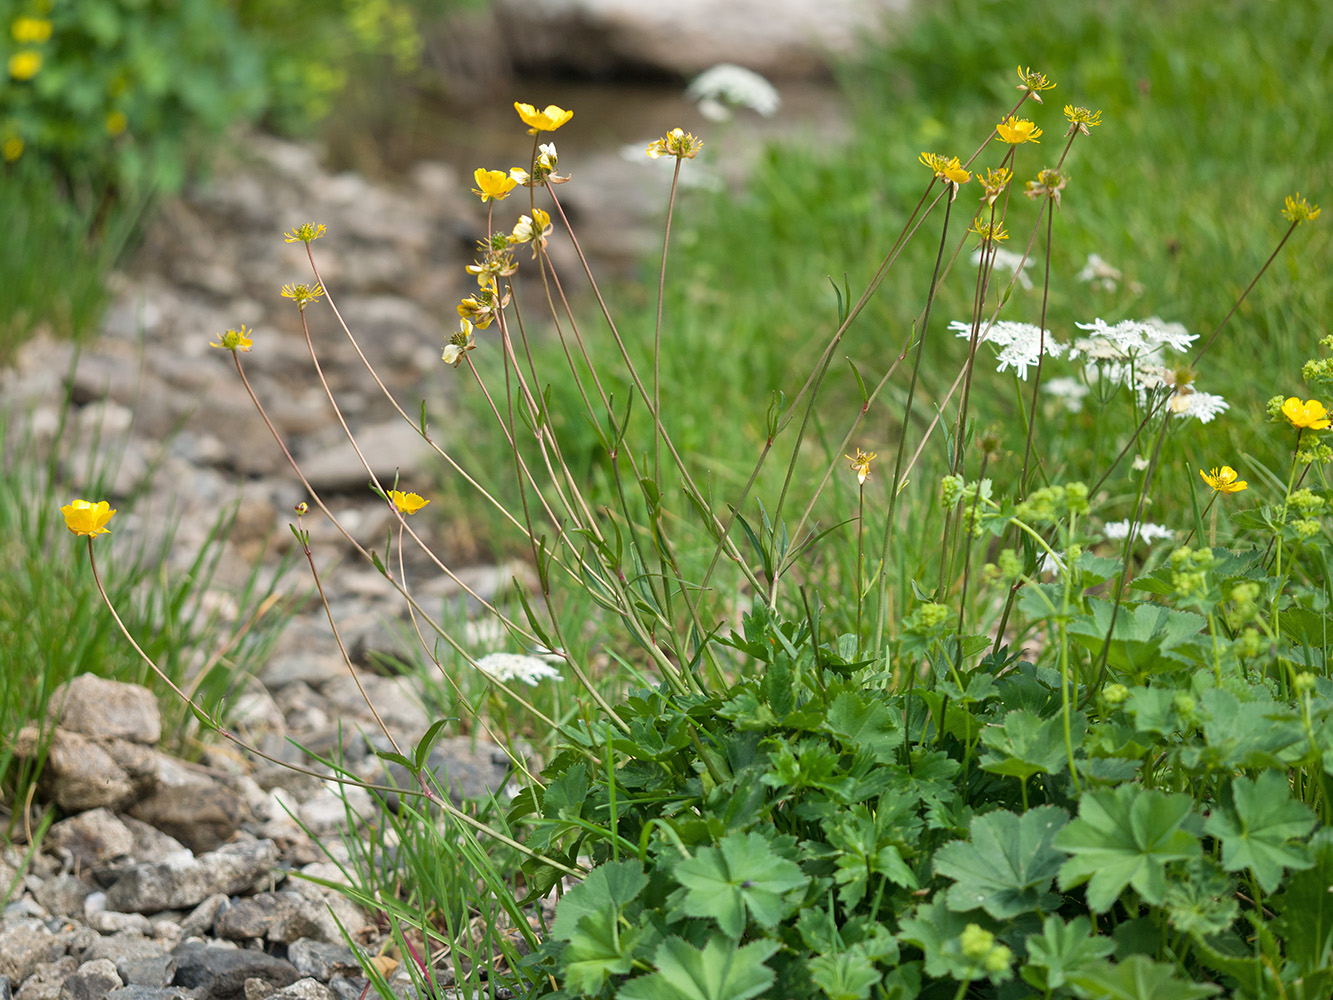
[687, 63, 780, 120]
[1104, 520, 1174, 544]
[475, 652, 562, 685]
[949, 319, 1065, 380]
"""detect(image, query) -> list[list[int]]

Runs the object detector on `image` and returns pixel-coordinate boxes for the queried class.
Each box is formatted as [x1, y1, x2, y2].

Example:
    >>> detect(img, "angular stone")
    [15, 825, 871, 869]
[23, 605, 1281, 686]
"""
[81, 932, 168, 968]
[128, 757, 246, 854]
[57, 959, 122, 1000]
[285, 941, 360, 982]
[107, 989, 194, 1000]
[115, 955, 177, 989]
[106, 840, 278, 914]
[213, 893, 302, 941]
[170, 943, 299, 1000]
[268, 980, 334, 1000]
[178, 894, 228, 939]
[33, 874, 90, 918]
[38, 730, 134, 812]
[12, 957, 76, 1000]
[47, 809, 136, 868]
[0, 920, 58, 983]
[53, 675, 162, 745]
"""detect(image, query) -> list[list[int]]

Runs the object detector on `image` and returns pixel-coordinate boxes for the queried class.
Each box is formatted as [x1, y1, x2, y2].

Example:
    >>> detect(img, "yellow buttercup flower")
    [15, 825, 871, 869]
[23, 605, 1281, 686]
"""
[1063, 105, 1103, 136]
[1200, 466, 1247, 494]
[846, 447, 877, 485]
[209, 325, 254, 352]
[472, 168, 518, 202]
[514, 102, 573, 135]
[442, 319, 476, 367]
[970, 216, 1009, 244]
[978, 167, 1011, 207]
[280, 282, 325, 311]
[1282, 397, 1331, 430]
[995, 116, 1042, 144]
[61, 499, 116, 537]
[1282, 194, 1321, 225]
[2, 136, 23, 162]
[387, 490, 430, 515]
[9, 50, 41, 81]
[11, 17, 52, 43]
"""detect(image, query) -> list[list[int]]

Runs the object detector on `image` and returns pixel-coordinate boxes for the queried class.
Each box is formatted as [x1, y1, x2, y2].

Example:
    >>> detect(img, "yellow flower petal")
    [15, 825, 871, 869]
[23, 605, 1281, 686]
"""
[995, 116, 1042, 144]
[61, 499, 116, 537]
[514, 102, 573, 135]
[1282, 397, 1332, 430]
[1199, 466, 1247, 494]
[387, 490, 430, 515]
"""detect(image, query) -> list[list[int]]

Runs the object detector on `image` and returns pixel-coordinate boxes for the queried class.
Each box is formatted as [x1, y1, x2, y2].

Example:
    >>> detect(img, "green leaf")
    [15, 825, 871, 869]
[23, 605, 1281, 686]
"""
[979, 709, 1084, 780]
[1065, 954, 1220, 999]
[551, 859, 648, 940]
[561, 909, 643, 994]
[1271, 828, 1333, 973]
[1021, 915, 1115, 991]
[619, 936, 780, 1000]
[1203, 770, 1316, 892]
[1191, 687, 1305, 771]
[932, 805, 1068, 919]
[1163, 857, 1238, 937]
[894, 898, 975, 981]
[809, 950, 882, 1000]
[823, 689, 904, 763]
[1068, 599, 1208, 678]
[543, 762, 590, 820]
[1054, 784, 1200, 912]
[673, 831, 808, 938]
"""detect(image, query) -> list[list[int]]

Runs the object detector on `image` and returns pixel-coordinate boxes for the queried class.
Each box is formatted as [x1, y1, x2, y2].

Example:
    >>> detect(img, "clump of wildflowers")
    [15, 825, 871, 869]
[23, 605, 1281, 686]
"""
[686, 63, 780, 121]
[466, 233, 518, 288]
[476, 652, 563, 685]
[209, 325, 254, 352]
[457, 279, 507, 329]
[61, 500, 116, 537]
[948, 321, 1064, 381]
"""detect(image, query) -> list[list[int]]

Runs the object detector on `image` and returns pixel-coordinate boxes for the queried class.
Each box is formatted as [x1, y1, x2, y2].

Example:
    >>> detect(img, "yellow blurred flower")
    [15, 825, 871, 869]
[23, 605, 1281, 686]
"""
[9, 50, 41, 80]
[970, 217, 1009, 244]
[995, 116, 1042, 144]
[472, 167, 517, 202]
[11, 17, 52, 43]
[61, 499, 116, 537]
[1025, 168, 1066, 208]
[209, 325, 254, 352]
[106, 110, 128, 136]
[1200, 466, 1247, 494]
[387, 490, 430, 515]
[1282, 397, 1331, 430]
[977, 167, 1011, 207]
[846, 447, 877, 485]
[2, 136, 23, 162]
[442, 319, 476, 367]
[1282, 193, 1321, 225]
[646, 127, 704, 160]
[514, 102, 573, 135]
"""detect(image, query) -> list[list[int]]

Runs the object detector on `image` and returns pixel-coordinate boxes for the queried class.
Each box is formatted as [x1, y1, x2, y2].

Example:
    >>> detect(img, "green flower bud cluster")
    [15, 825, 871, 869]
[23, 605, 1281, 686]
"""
[1169, 546, 1214, 598]
[1233, 627, 1263, 659]
[905, 601, 951, 634]
[1296, 442, 1333, 464]
[997, 548, 1022, 579]
[960, 924, 1013, 975]
[1294, 672, 1317, 693]
[1229, 581, 1260, 622]
[1014, 482, 1090, 524]
[1102, 683, 1129, 707]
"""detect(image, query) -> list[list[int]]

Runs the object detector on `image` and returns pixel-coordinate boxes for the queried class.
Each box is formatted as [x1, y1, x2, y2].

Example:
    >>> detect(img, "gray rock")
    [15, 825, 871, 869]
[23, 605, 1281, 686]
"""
[33, 874, 90, 918]
[13, 958, 77, 1000]
[53, 675, 162, 745]
[58, 959, 122, 1000]
[88, 910, 156, 936]
[285, 941, 360, 982]
[116, 955, 178, 989]
[268, 980, 333, 1000]
[106, 841, 278, 914]
[0, 920, 59, 984]
[170, 943, 299, 1000]
[128, 760, 247, 854]
[121, 818, 188, 865]
[107, 989, 196, 1000]
[241, 982, 271, 1000]
[178, 895, 228, 939]
[298, 421, 436, 494]
[213, 893, 301, 941]
[82, 932, 168, 967]
[47, 810, 136, 869]
[32, 729, 135, 811]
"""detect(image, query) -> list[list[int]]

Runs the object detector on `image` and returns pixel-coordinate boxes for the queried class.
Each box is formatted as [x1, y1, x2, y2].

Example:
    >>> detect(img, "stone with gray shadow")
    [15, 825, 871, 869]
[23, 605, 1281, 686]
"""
[47, 809, 135, 869]
[58, 959, 123, 1000]
[81, 932, 168, 968]
[170, 942, 299, 1000]
[116, 954, 177, 989]
[128, 757, 247, 854]
[107, 989, 195, 1000]
[286, 941, 360, 982]
[53, 675, 162, 744]
[178, 894, 228, 939]
[33, 874, 90, 918]
[267, 979, 334, 1000]
[12, 957, 76, 1000]
[107, 841, 278, 914]
[0, 920, 59, 983]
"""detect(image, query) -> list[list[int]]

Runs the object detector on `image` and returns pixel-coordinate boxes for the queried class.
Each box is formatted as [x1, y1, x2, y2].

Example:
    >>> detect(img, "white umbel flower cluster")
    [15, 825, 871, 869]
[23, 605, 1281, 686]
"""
[950, 320, 1065, 381]
[475, 652, 563, 685]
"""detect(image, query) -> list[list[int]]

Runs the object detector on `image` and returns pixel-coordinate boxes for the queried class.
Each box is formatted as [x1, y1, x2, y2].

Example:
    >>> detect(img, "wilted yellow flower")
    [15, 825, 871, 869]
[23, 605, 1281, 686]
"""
[977, 167, 1012, 207]
[510, 208, 553, 258]
[61, 499, 116, 538]
[280, 283, 325, 311]
[646, 127, 704, 160]
[995, 116, 1042, 144]
[1282, 193, 1321, 224]
[2, 136, 22, 162]
[442, 319, 476, 367]
[1025, 168, 1067, 208]
[1283, 397, 1332, 430]
[514, 102, 573, 135]
[846, 447, 877, 485]
[387, 490, 430, 514]
[472, 167, 517, 202]
[11, 17, 52, 43]
[9, 50, 41, 80]
[1200, 466, 1247, 494]
[457, 279, 506, 329]
[970, 217, 1009, 244]
[283, 222, 327, 244]
[1063, 105, 1103, 136]
[209, 325, 254, 352]
[1016, 66, 1055, 102]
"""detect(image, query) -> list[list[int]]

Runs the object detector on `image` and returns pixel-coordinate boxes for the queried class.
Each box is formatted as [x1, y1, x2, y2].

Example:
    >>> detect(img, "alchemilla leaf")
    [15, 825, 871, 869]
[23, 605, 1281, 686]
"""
[933, 805, 1068, 918]
[673, 831, 808, 938]
[619, 936, 779, 1000]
